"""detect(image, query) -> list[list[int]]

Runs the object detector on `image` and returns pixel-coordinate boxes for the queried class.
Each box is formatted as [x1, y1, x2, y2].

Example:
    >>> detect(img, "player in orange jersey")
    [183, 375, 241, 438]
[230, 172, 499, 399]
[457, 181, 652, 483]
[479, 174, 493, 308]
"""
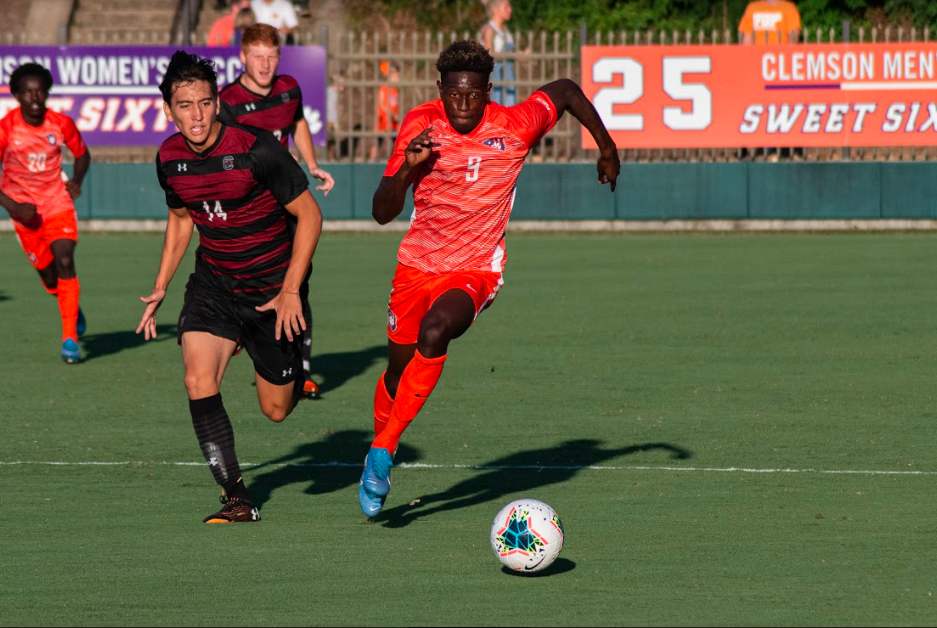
[358, 40, 620, 517]
[0, 63, 91, 363]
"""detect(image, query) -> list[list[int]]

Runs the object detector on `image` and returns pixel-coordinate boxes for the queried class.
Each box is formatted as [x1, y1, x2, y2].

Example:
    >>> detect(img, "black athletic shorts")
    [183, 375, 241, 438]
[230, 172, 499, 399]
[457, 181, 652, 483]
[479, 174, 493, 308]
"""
[177, 270, 305, 386]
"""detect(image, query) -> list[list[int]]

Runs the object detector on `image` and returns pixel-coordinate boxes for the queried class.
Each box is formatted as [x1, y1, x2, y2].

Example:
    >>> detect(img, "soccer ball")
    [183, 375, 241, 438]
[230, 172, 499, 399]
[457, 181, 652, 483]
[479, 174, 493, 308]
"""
[490, 499, 564, 573]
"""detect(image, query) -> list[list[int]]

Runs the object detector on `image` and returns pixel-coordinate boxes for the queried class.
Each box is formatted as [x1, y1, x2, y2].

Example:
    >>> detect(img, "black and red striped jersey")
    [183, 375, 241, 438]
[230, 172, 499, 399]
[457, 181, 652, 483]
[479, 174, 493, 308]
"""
[218, 75, 304, 148]
[155, 123, 309, 298]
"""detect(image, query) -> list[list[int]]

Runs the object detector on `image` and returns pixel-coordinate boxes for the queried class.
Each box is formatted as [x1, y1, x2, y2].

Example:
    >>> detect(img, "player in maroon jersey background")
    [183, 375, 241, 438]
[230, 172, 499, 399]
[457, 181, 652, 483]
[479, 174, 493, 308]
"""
[219, 23, 334, 399]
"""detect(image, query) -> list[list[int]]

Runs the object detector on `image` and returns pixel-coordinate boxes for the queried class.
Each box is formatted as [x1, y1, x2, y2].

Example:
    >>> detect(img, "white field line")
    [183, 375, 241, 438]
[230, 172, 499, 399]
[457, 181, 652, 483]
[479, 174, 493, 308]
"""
[0, 460, 934, 476]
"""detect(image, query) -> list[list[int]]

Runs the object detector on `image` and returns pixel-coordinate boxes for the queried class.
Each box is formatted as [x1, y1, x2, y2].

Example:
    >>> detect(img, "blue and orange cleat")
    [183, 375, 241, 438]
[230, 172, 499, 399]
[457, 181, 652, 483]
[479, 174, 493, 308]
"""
[61, 338, 80, 364]
[358, 446, 393, 518]
[76, 307, 86, 338]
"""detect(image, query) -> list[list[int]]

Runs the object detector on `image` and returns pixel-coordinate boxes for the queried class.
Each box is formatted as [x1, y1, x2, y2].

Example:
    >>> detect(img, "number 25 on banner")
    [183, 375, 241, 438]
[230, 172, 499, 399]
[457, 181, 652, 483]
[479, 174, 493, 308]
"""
[591, 56, 713, 131]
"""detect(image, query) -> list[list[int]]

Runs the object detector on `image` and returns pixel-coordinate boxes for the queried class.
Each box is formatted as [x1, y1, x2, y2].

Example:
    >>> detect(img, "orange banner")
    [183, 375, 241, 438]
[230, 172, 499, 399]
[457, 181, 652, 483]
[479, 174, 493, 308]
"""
[581, 43, 937, 148]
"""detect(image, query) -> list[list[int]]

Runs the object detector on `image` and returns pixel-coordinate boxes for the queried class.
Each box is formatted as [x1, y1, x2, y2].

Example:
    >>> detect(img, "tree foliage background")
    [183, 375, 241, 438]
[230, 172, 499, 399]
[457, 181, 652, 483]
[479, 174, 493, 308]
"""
[349, 0, 937, 35]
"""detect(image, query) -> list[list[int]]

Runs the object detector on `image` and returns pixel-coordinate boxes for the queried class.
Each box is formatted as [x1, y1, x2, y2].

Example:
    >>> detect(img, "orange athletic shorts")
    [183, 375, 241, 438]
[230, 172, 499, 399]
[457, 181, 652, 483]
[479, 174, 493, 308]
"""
[13, 209, 79, 270]
[386, 263, 504, 345]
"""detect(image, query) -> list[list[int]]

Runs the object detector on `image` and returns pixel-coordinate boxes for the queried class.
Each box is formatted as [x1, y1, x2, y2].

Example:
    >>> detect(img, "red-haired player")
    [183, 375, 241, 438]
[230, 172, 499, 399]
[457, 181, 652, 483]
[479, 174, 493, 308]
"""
[219, 23, 333, 398]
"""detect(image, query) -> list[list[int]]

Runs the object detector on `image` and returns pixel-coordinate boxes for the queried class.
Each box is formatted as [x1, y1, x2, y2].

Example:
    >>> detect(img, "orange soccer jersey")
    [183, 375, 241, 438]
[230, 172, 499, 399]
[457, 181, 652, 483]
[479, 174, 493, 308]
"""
[738, 0, 801, 44]
[384, 91, 558, 274]
[0, 108, 87, 219]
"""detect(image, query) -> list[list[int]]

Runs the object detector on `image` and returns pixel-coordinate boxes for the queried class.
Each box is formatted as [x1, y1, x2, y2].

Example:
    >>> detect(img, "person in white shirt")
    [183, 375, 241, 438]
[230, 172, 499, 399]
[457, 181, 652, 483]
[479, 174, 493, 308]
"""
[251, 0, 298, 42]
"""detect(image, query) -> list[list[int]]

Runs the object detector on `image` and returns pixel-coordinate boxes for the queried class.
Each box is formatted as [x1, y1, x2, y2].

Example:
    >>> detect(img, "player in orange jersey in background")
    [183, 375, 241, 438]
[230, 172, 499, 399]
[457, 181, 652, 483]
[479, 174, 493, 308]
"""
[358, 40, 620, 518]
[0, 63, 91, 363]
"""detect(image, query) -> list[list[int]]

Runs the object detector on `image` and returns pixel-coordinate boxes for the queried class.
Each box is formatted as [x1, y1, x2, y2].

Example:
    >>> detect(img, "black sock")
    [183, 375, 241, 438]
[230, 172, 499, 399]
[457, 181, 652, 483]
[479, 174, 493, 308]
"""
[302, 298, 313, 379]
[189, 393, 249, 499]
[293, 371, 306, 409]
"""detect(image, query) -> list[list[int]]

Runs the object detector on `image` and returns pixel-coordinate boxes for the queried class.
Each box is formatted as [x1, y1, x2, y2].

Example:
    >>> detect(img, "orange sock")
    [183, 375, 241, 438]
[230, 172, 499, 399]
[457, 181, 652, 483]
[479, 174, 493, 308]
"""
[42, 281, 58, 296]
[57, 277, 80, 341]
[373, 372, 394, 437]
[373, 350, 446, 453]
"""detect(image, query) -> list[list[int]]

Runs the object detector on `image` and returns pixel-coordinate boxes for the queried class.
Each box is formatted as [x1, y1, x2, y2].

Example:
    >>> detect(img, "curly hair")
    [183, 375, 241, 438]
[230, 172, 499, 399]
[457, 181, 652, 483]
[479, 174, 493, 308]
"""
[10, 63, 53, 95]
[159, 51, 218, 104]
[436, 40, 494, 78]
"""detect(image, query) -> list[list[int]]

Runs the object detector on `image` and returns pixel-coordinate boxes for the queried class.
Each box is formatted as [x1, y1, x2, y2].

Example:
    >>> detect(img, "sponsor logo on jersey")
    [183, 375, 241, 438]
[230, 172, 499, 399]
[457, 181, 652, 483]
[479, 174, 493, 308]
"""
[482, 137, 506, 151]
[281, 92, 290, 103]
[223, 155, 235, 170]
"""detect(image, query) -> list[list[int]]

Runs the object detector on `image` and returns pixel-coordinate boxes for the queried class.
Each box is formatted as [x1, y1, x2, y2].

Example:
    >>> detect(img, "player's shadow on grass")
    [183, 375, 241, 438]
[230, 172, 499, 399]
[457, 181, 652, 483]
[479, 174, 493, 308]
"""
[307, 344, 385, 397]
[81, 324, 176, 361]
[0, 291, 10, 302]
[379, 440, 692, 528]
[245, 429, 421, 509]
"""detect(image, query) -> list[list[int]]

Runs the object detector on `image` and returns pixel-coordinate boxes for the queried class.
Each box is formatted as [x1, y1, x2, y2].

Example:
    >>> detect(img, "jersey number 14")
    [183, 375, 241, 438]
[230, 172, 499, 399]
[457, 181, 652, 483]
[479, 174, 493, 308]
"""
[203, 200, 228, 222]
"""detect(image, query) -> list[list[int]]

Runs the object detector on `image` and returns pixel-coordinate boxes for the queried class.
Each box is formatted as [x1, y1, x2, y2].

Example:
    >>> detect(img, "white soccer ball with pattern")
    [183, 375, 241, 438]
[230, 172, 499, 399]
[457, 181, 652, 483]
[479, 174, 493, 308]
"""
[490, 499, 564, 573]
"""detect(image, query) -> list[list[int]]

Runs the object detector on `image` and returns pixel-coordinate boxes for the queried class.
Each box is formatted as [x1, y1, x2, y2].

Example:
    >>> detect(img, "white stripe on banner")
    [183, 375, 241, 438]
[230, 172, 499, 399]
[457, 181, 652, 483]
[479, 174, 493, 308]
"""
[53, 86, 161, 95]
[841, 81, 937, 90]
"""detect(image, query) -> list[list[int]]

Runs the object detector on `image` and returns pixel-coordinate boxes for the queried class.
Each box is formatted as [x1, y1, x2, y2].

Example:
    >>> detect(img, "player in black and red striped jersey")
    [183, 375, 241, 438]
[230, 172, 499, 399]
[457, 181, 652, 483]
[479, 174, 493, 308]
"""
[136, 51, 323, 524]
[219, 23, 334, 399]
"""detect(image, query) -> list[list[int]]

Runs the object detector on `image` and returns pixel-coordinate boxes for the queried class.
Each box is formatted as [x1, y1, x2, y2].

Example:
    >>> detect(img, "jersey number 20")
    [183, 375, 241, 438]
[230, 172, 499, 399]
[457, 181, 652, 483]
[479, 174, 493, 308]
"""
[27, 153, 47, 173]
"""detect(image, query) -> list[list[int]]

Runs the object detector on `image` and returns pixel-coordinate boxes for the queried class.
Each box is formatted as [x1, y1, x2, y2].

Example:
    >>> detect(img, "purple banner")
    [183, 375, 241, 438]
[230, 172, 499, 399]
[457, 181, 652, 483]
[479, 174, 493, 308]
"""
[0, 45, 327, 146]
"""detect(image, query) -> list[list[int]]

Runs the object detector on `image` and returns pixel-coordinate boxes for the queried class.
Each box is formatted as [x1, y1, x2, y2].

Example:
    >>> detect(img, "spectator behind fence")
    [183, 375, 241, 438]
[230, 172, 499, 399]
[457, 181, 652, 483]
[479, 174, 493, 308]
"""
[738, 0, 802, 161]
[479, 0, 516, 106]
[738, 0, 801, 45]
[251, 0, 298, 44]
[207, 0, 251, 47]
[326, 72, 343, 160]
[369, 62, 400, 161]
[232, 7, 257, 47]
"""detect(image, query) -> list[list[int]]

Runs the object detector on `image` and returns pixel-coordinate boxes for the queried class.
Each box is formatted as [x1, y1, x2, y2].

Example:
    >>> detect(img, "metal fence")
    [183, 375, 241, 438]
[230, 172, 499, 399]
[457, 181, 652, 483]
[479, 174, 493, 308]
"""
[308, 25, 937, 164]
[3, 24, 937, 162]
[307, 29, 582, 163]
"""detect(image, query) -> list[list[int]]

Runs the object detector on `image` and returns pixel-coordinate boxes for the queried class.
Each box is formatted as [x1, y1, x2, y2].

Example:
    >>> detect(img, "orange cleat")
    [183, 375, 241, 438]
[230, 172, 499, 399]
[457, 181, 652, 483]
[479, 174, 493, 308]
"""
[302, 379, 319, 398]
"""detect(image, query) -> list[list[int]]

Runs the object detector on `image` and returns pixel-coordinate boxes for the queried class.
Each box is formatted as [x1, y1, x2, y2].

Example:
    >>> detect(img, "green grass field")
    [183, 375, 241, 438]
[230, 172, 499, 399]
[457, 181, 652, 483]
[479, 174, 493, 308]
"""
[3, 232, 937, 626]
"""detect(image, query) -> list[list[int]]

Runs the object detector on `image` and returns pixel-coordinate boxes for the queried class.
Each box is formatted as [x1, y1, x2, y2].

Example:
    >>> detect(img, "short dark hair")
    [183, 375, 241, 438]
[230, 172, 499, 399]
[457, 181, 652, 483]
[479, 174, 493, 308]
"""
[10, 63, 53, 94]
[436, 40, 494, 79]
[159, 51, 218, 104]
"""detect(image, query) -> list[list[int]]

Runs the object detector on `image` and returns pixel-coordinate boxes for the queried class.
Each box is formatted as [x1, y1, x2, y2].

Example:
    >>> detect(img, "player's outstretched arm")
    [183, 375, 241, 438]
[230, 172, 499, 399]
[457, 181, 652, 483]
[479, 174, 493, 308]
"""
[66, 150, 91, 200]
[255, 190, 322, 342]
[136, 207, 193, 340]
[372, 126, 435, 225]
[538, 79, 620, 192]
[293, 118, 335, 196]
